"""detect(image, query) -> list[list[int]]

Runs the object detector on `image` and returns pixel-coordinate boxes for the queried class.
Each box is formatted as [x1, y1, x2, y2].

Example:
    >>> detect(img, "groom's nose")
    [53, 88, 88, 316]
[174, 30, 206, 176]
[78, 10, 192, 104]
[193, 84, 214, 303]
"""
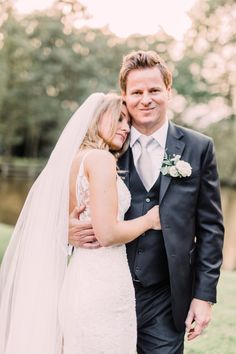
[141, 92, 152, 106]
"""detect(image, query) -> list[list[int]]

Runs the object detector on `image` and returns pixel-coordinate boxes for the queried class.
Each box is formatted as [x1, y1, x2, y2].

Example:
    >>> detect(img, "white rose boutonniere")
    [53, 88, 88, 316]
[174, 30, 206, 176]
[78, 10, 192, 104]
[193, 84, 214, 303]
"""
[160, 153, 192, 178]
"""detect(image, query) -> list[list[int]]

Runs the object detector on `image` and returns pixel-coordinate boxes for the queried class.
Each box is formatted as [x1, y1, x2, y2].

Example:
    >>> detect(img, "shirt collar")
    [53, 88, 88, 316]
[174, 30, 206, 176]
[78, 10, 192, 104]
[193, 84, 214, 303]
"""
[130, 119, 169, 148]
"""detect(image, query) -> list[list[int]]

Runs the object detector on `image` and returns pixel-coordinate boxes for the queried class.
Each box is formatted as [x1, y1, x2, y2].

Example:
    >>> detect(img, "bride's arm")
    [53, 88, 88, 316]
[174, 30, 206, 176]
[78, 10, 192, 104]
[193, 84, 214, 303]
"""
[85, 149, 160, 247]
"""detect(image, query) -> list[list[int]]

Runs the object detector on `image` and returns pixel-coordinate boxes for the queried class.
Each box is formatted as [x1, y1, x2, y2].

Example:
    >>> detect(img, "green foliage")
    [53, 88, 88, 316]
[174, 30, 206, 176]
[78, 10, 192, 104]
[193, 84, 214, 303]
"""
[0, 3, 175, 159]
[175, 0, 236, 111]
[173, 0, 236, 186]
[0, 0, 235, 185]
[0, 12, 31, 158]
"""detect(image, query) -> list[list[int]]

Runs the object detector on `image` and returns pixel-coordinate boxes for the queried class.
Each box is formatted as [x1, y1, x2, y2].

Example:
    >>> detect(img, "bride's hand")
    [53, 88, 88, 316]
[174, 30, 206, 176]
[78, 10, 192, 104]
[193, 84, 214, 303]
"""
[146, 205, 161, 230]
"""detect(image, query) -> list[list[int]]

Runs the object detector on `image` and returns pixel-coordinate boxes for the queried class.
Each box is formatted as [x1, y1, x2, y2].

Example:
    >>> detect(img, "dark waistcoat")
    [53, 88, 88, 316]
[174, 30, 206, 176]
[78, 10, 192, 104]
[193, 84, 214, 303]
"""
[125, 152, 169, 287]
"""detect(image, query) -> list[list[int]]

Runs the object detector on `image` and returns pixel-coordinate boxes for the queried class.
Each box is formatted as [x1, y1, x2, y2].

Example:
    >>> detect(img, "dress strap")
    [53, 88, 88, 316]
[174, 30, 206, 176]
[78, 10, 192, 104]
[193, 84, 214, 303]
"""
[78, 150, 93, 177]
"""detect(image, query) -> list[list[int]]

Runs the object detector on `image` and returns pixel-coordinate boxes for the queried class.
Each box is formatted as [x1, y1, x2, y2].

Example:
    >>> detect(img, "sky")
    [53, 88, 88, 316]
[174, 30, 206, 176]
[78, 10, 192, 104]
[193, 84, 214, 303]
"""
[14, 0, 197, 40]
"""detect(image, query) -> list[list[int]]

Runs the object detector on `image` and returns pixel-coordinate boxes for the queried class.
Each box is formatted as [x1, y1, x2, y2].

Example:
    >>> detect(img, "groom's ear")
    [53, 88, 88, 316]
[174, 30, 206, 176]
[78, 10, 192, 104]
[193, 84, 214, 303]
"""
[121, 90, 126, 99]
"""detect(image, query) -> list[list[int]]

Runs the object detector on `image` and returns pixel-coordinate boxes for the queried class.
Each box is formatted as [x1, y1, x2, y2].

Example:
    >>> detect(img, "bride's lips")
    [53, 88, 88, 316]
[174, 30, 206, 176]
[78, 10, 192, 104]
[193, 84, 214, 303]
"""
[116, 133, 127, 142]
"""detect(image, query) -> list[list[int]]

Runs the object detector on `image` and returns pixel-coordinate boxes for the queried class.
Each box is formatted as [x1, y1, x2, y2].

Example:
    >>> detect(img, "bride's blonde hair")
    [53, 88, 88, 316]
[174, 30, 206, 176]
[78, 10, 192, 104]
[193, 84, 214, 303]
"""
[80, 93, 129, 158]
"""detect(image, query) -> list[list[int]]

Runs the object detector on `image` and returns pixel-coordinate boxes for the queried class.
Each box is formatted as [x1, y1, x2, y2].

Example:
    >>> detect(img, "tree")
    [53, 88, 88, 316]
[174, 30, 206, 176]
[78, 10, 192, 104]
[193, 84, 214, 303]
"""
[173, 0, 236, 185]
[175, 0, 236, 125]
[0, 9, 32, 159]
[0, 1, 90, 158]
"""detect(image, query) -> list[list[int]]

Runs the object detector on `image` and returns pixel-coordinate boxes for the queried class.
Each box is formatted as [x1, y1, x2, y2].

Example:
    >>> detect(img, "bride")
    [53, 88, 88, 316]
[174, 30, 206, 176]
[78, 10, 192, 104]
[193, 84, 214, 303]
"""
[0, 93, 160, 354]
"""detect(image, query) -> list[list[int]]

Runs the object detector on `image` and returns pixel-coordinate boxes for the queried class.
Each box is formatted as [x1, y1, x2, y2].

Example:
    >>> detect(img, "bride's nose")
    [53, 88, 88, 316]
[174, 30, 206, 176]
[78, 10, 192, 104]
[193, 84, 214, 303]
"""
[122, 121, 130, 133]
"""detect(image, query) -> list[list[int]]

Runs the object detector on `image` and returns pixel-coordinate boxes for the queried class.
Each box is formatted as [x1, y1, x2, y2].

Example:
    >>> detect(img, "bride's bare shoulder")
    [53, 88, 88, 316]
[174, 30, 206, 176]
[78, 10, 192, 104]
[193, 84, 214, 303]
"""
[84, 149, 115, 163]
[84, 149, 116, 174]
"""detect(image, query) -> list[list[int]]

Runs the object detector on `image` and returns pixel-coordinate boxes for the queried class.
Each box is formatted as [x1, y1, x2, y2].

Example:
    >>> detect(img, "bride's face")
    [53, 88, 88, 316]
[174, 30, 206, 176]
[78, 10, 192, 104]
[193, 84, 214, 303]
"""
[99, 104, 131, 150]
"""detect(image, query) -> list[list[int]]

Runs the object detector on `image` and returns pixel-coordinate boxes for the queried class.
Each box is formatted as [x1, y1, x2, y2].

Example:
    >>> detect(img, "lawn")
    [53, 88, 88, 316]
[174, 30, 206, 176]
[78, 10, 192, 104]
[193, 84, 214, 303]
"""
[0, 224, 235, 353]
[185, 270, 236, 354]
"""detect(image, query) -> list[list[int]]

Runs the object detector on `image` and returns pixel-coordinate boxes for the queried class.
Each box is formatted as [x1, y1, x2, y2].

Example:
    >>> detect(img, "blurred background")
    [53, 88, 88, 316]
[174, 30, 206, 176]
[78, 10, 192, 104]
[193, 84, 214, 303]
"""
[0, 0, 235, 351]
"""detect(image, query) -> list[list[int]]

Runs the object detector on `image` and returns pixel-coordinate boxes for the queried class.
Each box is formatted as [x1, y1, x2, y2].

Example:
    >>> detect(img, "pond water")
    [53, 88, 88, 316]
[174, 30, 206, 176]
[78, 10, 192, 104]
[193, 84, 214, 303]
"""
[0, 176, 34, 225]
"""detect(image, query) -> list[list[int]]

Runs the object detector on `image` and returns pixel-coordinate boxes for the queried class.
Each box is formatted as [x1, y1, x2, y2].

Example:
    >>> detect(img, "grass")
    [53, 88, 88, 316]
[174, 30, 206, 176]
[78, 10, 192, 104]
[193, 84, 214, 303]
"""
[185, 271, 236, 354]
[0, 224, 235, 353]
[184, 270, 236, 354]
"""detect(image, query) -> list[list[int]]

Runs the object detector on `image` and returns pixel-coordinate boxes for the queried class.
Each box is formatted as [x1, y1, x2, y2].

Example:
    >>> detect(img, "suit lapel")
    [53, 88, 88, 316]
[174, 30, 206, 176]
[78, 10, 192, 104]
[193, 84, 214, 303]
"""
[159, 122, 185, 204]
[118, 148, 131, 190]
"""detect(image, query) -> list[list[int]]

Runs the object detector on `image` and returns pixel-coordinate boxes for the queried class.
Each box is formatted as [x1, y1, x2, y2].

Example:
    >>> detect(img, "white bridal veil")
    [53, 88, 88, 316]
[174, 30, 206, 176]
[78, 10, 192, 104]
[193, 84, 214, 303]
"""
[0, 93, 105, 354]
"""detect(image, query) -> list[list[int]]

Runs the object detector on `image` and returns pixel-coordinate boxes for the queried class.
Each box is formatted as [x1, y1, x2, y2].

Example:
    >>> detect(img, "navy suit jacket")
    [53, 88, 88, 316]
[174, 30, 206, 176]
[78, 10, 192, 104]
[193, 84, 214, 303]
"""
[118, 121, 224, 331]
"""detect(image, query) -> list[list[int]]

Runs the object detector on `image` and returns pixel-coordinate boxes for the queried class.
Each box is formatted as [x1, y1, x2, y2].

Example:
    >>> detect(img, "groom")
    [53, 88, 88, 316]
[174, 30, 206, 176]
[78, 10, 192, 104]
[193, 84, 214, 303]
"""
[69, 51, 224, 353]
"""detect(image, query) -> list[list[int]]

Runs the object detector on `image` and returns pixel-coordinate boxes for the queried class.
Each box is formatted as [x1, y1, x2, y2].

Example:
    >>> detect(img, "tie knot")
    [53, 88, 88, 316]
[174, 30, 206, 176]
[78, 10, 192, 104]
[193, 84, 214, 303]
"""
[138, 135, 153, 149]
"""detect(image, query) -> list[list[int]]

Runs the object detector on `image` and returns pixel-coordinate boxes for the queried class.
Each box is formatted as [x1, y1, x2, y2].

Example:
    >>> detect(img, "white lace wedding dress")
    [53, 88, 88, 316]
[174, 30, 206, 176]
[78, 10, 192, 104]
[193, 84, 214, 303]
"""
[58, 154, 137, 354]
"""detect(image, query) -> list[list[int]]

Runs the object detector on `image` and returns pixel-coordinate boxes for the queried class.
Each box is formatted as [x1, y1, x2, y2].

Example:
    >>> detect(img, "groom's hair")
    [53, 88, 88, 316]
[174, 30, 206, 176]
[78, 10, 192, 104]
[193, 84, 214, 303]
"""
[119, 50, 172, 92]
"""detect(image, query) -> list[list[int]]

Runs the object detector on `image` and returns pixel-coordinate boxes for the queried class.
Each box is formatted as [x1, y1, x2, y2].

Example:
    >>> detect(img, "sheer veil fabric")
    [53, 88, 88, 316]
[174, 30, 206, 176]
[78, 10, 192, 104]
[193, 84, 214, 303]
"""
[0, 93, 105, 354]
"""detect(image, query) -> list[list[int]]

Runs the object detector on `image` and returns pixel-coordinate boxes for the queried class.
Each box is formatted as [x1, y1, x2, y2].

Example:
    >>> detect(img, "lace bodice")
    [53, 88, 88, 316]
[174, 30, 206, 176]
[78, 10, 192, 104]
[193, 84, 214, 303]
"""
[76, 152, 131, 222]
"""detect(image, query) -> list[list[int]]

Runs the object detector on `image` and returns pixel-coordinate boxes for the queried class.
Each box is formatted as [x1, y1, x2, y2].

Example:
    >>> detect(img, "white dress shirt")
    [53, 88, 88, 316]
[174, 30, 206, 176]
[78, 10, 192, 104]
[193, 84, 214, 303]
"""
[130, 120, 169, 186]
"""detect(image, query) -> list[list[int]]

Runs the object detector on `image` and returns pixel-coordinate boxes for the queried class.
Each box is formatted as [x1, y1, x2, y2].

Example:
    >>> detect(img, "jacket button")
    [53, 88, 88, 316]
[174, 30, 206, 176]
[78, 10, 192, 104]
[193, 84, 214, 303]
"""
[145, 198, 150, 202]
[135, 266, 141, 271]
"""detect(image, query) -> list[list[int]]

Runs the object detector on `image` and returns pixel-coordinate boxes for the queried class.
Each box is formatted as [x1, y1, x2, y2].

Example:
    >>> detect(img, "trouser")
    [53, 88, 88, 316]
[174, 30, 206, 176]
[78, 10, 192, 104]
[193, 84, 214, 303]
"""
[133, 280, 185, 354]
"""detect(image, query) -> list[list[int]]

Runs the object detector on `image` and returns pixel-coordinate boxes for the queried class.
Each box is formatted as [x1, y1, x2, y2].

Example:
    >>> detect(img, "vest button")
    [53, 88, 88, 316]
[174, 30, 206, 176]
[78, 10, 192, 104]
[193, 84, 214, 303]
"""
[145, 198, 151, 202]
[138, 248, 143, 254]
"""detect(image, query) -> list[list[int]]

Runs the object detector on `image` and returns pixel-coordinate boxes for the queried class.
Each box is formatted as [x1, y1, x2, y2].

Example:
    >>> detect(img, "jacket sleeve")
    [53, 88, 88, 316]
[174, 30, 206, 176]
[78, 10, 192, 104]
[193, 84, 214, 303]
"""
[193, 138, 224, 303]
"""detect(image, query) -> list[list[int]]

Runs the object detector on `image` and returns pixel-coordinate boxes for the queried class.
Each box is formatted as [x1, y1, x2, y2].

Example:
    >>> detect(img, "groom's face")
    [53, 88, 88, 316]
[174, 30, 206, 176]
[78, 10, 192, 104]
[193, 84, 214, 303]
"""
[122, 66, 171, 134]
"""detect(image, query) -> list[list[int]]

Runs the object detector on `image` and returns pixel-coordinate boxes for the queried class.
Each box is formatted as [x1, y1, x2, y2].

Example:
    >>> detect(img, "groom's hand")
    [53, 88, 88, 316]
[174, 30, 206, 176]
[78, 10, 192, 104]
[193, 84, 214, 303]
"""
[68, 206, 100, 249]
[185, 298, 212, 341]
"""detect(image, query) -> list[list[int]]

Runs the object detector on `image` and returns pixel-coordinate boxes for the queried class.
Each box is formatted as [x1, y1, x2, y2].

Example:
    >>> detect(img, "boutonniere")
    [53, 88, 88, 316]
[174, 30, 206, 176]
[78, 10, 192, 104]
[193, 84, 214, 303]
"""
[160, 153, 192, 178]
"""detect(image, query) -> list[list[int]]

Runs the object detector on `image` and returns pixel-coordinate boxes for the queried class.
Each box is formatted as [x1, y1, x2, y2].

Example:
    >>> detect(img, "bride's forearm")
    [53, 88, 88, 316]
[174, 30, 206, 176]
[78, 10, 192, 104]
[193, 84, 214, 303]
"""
[93, 214, 153, 247]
